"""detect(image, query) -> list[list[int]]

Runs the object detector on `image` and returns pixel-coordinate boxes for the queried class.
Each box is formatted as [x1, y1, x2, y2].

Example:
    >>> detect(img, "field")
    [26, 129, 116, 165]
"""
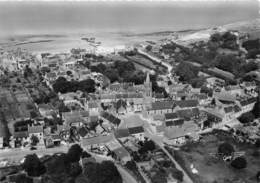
[173, 131, 260, 183]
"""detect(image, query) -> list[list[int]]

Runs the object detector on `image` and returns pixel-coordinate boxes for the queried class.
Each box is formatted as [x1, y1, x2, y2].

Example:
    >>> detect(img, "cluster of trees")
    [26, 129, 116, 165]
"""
[172, 31, 259, 84]
[90, 61, 140, 84]
[23, 65, 33, 78]
[52, 77, 96, 94]
[218, 142, 247, 169]
[174, 62, 205, 88]
[210, 31, 238, 50]
[238, 112, 255, 124]
[22, 144, 122, 183]
[138, 139, 156, 154]
[89, 61, 167, 96]
[242, 39, 260, 59]
[214, 54, 258, 78]
[76, 161, 122, 183]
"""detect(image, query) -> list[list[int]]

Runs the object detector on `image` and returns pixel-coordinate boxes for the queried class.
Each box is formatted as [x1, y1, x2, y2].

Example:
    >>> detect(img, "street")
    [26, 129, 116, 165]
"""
[0, 146, 138, 183]
[144, 130, 194, 183]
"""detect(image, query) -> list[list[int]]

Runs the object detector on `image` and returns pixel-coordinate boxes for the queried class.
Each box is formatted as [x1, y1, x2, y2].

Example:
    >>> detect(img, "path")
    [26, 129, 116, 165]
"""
[137, 49, 173, 75]
[145, 131, 194, 183]
[0, 146, 138, 183]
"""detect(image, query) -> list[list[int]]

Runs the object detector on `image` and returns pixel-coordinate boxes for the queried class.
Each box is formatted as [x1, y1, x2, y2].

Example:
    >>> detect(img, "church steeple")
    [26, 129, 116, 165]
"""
[145, 72, 150, 84]
[144, 72, 152, 98]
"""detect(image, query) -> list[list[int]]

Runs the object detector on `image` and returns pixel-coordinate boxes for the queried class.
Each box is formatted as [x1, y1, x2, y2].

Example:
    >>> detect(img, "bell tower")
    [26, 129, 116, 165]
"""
[144, 72, 152, 98]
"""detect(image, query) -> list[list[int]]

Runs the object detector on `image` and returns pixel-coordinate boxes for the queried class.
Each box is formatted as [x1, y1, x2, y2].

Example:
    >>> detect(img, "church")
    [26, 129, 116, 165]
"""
[98, 72, 153, 113]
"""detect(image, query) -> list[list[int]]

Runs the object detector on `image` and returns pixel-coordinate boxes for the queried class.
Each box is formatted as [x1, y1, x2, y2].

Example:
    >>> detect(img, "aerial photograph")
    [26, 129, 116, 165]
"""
[0, 0, 260, 183]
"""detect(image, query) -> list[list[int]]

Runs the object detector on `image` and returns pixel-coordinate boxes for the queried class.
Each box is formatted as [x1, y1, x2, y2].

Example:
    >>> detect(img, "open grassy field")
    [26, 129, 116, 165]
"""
[173, 131, 260, 183]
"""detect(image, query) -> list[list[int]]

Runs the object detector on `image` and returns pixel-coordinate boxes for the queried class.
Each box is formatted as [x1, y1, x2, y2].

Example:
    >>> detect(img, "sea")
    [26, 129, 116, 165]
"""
[0, 1, 259, 54]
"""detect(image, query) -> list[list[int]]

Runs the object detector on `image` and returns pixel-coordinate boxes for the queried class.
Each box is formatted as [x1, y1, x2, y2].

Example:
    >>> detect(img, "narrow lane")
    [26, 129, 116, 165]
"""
[145, 131, 194, 183]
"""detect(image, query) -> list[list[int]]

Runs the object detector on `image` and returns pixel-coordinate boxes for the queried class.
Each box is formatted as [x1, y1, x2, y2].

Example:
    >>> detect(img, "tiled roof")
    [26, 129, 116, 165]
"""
[78, 127, 88, 137]
[101, 112, 121, 126]
[81, 134, 113, 146]
[13, 131, 28, 138]
[80, 110, 90, 117]
[239, 97, 257, 106]
[128, 126, 144, 134]
[88, 102, 98, 108]
[164, 113, 178, 120]
[28, 125, 43, 134]
[151, 101, 175, 111]
[175, 100, 198, 108]
[234, 105, 242, 113]
[224, 106, 234, 113]
[113, 146, 130, 159]
[208, 67, 235, 80]
[164, 121, 198, 139]
[114, 129, 130, 138]
[165, 119, 184, 127]
[90, 115, 99, 123]
[46, 72, 57, 78]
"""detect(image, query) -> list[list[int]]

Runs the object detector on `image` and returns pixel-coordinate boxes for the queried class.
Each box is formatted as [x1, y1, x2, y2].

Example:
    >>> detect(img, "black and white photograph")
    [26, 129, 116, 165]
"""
[0, 0, 260, 183]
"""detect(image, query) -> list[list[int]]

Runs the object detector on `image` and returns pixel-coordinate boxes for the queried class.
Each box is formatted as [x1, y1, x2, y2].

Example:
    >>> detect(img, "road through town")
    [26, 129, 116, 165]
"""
[0, 146, 138, 183]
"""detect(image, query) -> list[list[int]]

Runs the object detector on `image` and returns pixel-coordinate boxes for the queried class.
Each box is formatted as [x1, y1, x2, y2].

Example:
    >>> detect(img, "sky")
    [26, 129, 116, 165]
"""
[0, 0, 259, 36]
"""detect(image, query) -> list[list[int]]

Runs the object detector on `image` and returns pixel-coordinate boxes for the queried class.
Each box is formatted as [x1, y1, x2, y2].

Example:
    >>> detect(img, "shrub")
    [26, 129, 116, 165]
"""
[231, 157, 247, 169]
[218, 142, 235, 156]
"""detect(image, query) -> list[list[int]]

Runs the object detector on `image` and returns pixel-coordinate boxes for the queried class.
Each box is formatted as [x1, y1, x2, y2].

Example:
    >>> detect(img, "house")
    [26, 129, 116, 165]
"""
[81, 134, 114, 149]
[238, 97, 257, 113]
[114, 129, 130, 140]
[164, 121, 199, 145]
[38, 104, 57, 119]
[225, 85, 244, 96]
[62, 111, 87, 127]
[106, 139, 131, 164]
[101, 112, 121, 127]
[164, 113, 178, 122]
[88, 101, 99, 115]
[174, 100, 199, 110]
[177, 108, 200, 120]
[206, 77, 225, 88]
[208, 67, 235, 81]
[147, 101, 175, 115]
[44, 134, 61, 148]
[13, 131, 29, 147]
[28, 124, 44, 144]
[119, 115, 146, 141]
[128, 126, 145, 140]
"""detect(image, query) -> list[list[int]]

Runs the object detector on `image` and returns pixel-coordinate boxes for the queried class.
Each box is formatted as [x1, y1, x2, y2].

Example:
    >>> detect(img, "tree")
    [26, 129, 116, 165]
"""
[66, 70, 72, 76]
[256, 171, 260, 182]
[44, 153, 71, 183]
[210, 33, 222, 42]
[151, 170, 167, 183]
[69, 162, 82, 177]
[201, 86, 213, 97]
[78, 79, 96, 93]
[81, 151, 91, 158]
[125, 161, 138, 171]
[218, 142, 235, 156]
[145, 45, 153, 52]
[252, 99, 260, 118]
[24, 65, 33, 78]
[67, 144, 83, 163]
[53, 77, 70, 93]
[231, 157, 247, 169]
[170, 168, 184, 182]
[30, 135, 39, 146]
[22, 154, 46, 177]
[79, 161, 122, 183]
[238, 112, 255, 124]
[175, 62, 199, 82]
[255, 139, 260, 148]
[138, 139, 156, 154]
